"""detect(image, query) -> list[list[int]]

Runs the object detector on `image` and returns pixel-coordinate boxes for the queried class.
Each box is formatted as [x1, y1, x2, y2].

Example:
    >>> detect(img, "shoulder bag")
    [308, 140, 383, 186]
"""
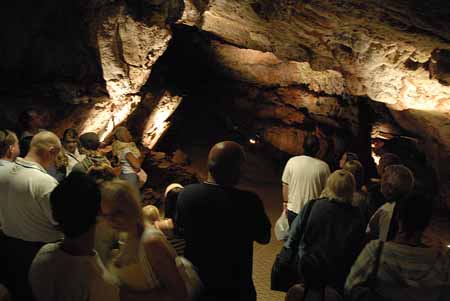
[270, 198, 318, 292]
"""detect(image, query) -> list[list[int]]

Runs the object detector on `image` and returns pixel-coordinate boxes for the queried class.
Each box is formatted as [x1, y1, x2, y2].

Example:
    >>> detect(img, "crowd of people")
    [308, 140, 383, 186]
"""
[0, 114, 448, 301]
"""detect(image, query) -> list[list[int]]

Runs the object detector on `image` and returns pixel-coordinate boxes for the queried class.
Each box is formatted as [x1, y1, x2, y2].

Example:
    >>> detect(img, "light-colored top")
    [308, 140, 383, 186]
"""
[0, 157, 61, 242]
[282, 155, 330, 214]
[113, 141, 141, 175]
[29, 242, 120, 301]
[110, 227, 161, 291]
[0, 159, 14, 228]
[65, 148, 85, 176]
[345, 240, 450, 301]
[366, 202, 396, 241]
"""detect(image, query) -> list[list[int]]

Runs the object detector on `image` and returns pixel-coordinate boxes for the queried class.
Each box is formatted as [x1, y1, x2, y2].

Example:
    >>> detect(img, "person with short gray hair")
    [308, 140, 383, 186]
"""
[366, 164, 415, 242]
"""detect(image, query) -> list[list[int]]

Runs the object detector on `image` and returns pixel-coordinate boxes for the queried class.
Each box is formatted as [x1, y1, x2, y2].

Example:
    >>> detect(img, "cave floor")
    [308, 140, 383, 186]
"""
[174, 140, 450, 301]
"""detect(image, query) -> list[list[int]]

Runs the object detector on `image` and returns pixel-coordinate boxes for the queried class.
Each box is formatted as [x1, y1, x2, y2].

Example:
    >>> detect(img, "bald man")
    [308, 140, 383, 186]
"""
[176, 141, 271, 301]
[0, 131, 62, 299]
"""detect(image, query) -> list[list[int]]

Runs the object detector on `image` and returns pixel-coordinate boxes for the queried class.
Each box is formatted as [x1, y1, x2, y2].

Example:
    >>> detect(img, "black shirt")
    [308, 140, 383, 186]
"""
[176, 183, 271, 300]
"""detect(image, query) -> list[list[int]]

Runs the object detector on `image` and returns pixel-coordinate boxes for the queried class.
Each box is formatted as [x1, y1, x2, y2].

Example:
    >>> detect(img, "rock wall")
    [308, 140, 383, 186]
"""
[0, 0, 449, 205]
[176, 0, 450, 207]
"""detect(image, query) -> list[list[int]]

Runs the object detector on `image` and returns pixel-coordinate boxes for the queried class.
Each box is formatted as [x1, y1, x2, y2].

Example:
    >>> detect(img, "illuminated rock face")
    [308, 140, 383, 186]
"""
[177, 0, 450, 206]
[197, 0, 450, 113]
[97, 3, 173, 100]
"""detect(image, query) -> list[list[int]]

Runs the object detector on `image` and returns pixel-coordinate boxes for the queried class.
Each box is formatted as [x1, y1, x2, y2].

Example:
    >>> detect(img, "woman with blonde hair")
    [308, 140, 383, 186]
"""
[100, 179, 199, 300]
[283, 169, 365, 295]
[111, 127, 142, 189]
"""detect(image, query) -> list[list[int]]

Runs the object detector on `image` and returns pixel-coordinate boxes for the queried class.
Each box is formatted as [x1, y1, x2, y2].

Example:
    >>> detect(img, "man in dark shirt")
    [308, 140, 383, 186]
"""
[176, 141, 271, 301]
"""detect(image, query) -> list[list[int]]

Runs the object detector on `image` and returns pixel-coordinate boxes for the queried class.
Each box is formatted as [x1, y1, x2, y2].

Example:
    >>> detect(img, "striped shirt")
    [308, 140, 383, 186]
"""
[345, 240, 450, 301]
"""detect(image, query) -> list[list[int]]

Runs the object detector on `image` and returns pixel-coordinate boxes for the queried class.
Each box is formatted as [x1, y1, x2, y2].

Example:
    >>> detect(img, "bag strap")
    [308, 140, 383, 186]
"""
[296, 198, 318, 244]
[367, 240, 384, 289]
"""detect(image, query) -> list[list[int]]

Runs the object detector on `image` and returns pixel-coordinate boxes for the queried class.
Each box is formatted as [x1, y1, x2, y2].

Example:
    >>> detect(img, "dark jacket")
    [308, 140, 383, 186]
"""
[285, 198, 365, 291]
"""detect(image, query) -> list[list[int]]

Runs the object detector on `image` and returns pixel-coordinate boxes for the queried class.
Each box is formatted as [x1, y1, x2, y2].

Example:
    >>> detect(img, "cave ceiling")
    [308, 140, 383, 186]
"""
[180, 0, 450, 204]
[0, 0, 449, 204]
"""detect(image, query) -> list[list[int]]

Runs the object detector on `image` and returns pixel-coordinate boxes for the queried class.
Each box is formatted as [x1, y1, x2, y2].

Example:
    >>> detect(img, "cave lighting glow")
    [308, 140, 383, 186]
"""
[80, 95, 142, 141]
[142, 92, 182, 149]
[371, 150, 381, 165]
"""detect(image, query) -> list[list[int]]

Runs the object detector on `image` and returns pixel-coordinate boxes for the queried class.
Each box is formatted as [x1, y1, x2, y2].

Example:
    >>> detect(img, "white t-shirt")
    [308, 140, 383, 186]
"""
[29, 242, 120, 301]
[0, 157, 62, 242]
[117, 146, 141, 174]
[282, 155, 330, 214]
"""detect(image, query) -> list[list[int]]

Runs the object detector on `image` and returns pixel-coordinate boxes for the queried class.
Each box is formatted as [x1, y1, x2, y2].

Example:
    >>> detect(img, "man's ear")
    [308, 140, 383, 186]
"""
[48, 146, 60, 157]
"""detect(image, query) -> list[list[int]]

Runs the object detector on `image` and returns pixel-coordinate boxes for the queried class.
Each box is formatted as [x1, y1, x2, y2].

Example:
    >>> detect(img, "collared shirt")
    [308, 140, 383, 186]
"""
[0, 157, 61, 242]
[282, 155, 330, 214]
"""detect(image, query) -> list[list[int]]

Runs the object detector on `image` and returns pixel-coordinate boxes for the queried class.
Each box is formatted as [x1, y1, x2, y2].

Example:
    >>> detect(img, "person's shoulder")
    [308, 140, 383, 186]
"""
[364, 239, 382, 256]
[32, 243, 61, 263]
[178, 183, 205, 200]
[233, 188, 262, 202]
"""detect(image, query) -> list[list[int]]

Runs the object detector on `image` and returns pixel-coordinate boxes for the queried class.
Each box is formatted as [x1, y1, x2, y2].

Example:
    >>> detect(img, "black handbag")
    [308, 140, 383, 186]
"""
[348, 240, 385, 301]
[270, 199, 318, 292]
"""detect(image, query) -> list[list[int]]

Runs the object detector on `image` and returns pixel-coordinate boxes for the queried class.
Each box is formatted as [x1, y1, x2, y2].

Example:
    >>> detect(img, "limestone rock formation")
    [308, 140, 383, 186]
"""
[97, 3, 173, 101]
[177, 0, 450, 206]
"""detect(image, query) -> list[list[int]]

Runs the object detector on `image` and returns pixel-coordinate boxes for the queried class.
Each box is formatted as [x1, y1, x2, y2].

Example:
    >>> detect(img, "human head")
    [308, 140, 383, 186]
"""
[113, 126, 133, 143]
[62, 128, 79, 154]
[28, 131, 62, 169]
[343, 160, 364, 190]
[339, 152, 359, 169]
[86, 164, 117, 184]
[142, 205, 160, 224]
[19, 135, 33, 158]
[320, 169, 355, 203]
[381, 164, 414, 201]
[303, 134, 320, 157]
[0, 129, 20, 161]
[100, 179, 142, 232]
[79, 132, 100, 151]
[164, 183, 184, 219]
[50, 173, 101, 238]
[19, 108, 44, 131]
[377, 152, 401, 177]
[397, 193, 432, 236]
[207, 141, 245, 186]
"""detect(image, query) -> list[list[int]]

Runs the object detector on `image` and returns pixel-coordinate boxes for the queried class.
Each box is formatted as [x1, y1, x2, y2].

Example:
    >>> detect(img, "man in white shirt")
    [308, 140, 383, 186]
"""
[0, 131, 62, 299]
[282, 135, 330, 225]
[29, 173, 120, 301]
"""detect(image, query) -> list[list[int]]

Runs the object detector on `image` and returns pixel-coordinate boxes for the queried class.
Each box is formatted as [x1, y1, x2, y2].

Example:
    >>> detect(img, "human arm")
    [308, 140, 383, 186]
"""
[282, 183, 289, 212]
[251, 193, 271, 244]
[125, 152, 141, 172]
[141, 232, 187, 301]
[281, 159, 292, 212]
